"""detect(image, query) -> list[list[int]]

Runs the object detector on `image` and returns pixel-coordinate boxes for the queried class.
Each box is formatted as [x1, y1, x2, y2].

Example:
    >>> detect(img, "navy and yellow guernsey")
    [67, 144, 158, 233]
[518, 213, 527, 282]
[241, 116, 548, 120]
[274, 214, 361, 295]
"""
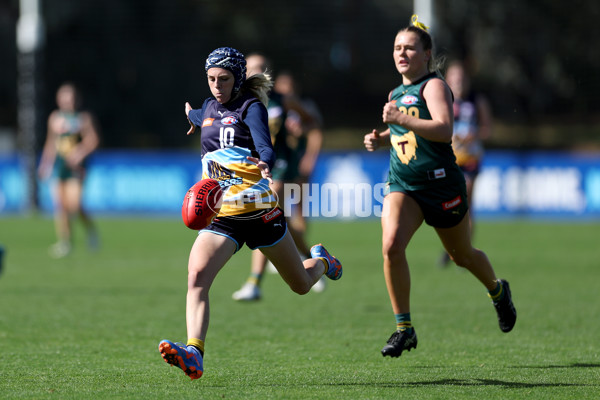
[388, 72, 463, 191]
[188, 93, 277, 217]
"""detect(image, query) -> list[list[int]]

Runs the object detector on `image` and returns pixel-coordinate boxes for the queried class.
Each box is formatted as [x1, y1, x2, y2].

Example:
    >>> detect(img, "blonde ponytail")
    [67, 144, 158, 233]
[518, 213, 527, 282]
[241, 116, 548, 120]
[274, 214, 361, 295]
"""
[241, 73, 273, 106]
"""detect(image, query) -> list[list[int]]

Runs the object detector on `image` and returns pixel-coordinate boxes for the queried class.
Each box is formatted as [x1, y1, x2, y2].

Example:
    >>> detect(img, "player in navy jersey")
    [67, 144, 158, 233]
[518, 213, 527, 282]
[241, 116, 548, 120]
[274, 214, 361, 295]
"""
[363, 16, 516, 359]
[158, 47, 342, 380]
[38, 83, 100, 258]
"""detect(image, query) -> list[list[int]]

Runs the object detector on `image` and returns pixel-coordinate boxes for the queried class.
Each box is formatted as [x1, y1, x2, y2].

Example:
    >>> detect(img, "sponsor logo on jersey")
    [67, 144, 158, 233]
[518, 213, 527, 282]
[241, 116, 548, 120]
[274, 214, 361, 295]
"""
[202, 118, 215, 127]
[427, 168, 446, 180]
[217, 177, 243, 187]
[442, 195, 462, 211]
[400, 95, 418, 105]
[206, 160, 243, 188]
[261, 207, 282, 223]
[434, 169, 446, 178]
[221, 116, 238, 125]
[242, 192, 259, 203]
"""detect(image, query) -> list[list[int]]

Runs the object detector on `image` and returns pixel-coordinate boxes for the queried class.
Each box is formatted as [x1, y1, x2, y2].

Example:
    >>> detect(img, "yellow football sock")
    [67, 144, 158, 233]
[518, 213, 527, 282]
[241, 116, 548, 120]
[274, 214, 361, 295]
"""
[395, 313, 412, 332]
[247, 272, 262, 286]
[187, 338, 205, 355]
[318, 257, 329, 275]
[487, 280, 504, 301]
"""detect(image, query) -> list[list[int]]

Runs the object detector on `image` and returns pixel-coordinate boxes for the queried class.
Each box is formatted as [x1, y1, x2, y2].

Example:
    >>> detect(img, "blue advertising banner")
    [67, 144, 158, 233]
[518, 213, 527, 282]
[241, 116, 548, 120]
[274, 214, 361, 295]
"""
[78, 151, 202, 215]
[1, 150, 599, 220]
[310, 150, 600, 220]
[469, 151, 600, 219]
[0, 151, 202, 216]
[0, 154, 27, 213]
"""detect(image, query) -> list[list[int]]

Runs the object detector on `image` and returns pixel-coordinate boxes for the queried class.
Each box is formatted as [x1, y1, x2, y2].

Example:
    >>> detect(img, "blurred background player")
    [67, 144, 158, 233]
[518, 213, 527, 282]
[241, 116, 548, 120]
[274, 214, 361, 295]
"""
[363, 15, 516, 358]
[38, 82, 100, 258]
[232, 54, 325, 301]
[275, 71, 323, 258]
[439, 60, 493, 267]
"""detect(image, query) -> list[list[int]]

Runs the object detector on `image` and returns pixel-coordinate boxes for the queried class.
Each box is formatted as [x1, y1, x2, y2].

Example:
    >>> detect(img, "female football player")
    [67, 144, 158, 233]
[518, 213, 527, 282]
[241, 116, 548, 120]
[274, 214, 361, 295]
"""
[363, 15, 516, 358]
[158, 47, 342, 380]
[38, 83, 100, 258]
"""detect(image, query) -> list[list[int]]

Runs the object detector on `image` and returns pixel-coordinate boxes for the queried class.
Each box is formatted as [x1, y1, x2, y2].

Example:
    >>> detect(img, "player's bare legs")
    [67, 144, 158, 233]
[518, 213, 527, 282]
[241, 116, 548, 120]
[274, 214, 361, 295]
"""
[436, 214, 516, 332]
[288, 211, 311, 258]
[49, 181, 72, 258]
[251, 250, 268, 275]
[64, 178, 98, 249]
[435, 215, 497, 290]
[159, 232, 235, 380]
[186, 232, 235, 341]
[380, 192, 423, 357]
[381, 192, 424, 315]
[439, 173, 476, 267]
[49, 178, 97, 258]
[65, 179, 98, 249]
[231, 243, 269, 301]
[260, 230, 325, 294]
[55, 181, 71, 242]
[233, 178, 320, 300]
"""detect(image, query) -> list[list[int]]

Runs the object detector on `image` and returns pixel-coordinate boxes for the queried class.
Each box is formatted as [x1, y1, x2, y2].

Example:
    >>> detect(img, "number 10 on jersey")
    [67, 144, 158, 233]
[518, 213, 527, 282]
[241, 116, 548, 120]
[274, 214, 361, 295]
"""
[219, 127, 234, 148]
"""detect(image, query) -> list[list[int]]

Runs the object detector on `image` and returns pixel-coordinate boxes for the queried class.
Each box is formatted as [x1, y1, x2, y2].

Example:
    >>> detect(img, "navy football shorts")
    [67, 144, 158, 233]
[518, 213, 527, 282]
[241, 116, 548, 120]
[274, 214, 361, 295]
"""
[200, 207, 287, 252]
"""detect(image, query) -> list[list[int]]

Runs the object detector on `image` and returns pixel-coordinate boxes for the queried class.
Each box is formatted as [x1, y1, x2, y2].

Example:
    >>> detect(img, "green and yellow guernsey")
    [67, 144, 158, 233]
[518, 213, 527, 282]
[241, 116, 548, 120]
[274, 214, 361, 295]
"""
[387, 73, 464, 191]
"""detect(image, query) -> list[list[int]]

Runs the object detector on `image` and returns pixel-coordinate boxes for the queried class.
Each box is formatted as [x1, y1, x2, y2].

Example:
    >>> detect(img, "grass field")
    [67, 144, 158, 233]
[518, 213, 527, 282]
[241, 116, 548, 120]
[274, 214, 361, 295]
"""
[0, 215, 599, 399]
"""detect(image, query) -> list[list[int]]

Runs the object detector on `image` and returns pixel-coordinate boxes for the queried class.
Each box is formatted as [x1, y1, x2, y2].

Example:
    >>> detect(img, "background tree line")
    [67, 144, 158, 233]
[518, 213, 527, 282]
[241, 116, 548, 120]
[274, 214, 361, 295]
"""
[0, 0, 598, 150]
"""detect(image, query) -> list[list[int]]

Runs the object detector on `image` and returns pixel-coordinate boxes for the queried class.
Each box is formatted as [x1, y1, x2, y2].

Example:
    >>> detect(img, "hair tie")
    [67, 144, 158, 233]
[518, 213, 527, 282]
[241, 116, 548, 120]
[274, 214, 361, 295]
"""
[411, 14, 429, 31]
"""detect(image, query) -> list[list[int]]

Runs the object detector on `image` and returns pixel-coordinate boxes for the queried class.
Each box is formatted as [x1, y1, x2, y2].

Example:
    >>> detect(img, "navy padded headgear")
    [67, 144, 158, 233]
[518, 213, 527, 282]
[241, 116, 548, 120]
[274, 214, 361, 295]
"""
[205, 47, 247, 95]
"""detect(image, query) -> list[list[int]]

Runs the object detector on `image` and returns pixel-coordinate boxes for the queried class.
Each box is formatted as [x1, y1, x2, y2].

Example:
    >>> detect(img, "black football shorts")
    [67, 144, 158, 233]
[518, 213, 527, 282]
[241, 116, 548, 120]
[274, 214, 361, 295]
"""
[387, 182, 469, 229]
[201, 207, 287, 252]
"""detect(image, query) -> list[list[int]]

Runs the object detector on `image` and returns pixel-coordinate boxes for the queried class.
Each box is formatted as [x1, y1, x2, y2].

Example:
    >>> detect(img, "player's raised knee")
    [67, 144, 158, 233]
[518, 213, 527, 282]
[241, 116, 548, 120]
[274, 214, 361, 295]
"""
[288, 281, 312, 295]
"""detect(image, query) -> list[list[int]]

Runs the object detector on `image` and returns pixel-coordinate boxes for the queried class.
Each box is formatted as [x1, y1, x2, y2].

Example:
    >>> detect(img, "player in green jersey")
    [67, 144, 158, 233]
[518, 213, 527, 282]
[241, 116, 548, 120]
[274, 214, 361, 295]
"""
[363, 15, 516, 358]
[38, 83, 100, 258]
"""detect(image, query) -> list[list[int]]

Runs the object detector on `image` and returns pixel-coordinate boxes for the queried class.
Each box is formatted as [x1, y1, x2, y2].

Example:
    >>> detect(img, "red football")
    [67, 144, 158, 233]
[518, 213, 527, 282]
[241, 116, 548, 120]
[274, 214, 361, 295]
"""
[182, 178, 223, 230]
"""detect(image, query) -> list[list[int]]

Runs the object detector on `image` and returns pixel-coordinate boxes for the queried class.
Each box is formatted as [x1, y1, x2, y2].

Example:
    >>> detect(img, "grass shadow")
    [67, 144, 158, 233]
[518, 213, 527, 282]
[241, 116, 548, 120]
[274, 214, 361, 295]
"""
[200, 377, 598, 389]
[397, 379, 594, 388]
[511, 362, 600, 369]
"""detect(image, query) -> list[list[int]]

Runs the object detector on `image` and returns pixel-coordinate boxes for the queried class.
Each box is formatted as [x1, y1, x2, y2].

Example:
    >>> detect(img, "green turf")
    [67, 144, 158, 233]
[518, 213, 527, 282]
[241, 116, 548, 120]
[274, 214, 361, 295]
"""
[0, 215, 599, 399]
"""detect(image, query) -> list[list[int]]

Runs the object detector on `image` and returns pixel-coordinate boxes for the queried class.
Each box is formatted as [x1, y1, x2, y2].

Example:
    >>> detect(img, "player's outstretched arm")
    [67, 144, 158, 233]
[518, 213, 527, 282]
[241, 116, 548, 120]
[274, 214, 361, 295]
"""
[185, 102, 196, 135]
